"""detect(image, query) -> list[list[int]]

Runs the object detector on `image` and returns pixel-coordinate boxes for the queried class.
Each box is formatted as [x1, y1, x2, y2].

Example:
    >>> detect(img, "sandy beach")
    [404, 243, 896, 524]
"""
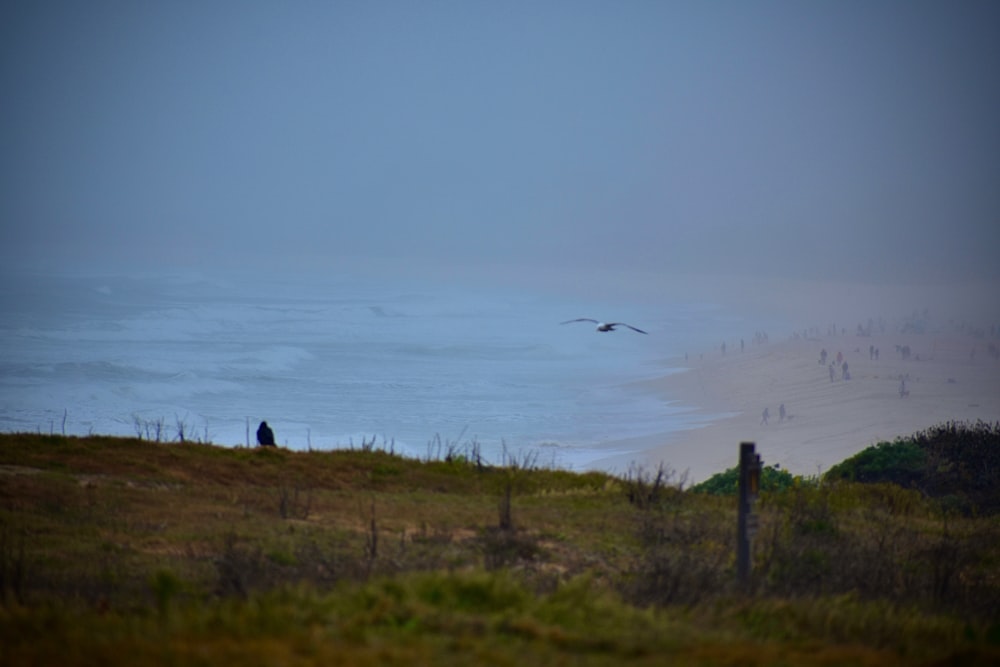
[599, 318, 1000, 484]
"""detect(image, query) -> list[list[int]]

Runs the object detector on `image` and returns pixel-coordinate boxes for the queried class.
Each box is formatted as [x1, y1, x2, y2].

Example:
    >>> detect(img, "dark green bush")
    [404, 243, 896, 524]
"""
[825, 440, 926, 486]
[824, 420, 1000, 514]
[690, 464, 797, 495]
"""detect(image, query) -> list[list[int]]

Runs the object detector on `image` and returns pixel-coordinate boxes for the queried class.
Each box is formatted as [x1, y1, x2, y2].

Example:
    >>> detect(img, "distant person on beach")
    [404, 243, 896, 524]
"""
[829, 363, 835, 382]
[779, 403, 786, 422]
[842, 361, 850, 380]
[257, 421, 276, 447]
[820, 349, 827, 365]
[761, 407, 769, 425]
[899, 377, 909, 398]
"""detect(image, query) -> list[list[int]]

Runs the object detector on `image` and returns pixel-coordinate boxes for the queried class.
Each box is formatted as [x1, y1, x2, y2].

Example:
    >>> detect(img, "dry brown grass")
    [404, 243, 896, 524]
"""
[1, 434, 997, 665]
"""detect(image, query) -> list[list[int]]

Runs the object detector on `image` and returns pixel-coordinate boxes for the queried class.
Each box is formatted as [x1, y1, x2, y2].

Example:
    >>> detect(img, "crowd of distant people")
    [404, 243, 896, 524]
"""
[664, 313, 1000, 439]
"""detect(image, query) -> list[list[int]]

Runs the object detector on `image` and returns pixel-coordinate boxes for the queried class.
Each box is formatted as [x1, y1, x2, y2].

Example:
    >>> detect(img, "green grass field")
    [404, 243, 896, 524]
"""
[1, 433, 997, 665]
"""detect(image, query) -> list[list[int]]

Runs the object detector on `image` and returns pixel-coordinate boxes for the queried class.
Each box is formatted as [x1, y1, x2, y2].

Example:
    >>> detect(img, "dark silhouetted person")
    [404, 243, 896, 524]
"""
[779, 403, 786, 422]
[257, 421, 276, 447]
[761, 407, 769, 425]
[829, 363, 835, 382]
[842, 361, 850, 380]
[820, 349, 827, 365]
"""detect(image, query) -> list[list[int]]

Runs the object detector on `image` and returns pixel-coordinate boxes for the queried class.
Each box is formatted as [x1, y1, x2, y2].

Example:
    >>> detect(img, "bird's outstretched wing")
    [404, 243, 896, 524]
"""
[560, 318, 599, 325]
[609, 322, 648, 334]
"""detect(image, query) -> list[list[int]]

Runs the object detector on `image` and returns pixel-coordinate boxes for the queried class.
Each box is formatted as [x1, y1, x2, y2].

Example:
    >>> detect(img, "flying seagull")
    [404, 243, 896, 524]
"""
[560, 318, 648, 334]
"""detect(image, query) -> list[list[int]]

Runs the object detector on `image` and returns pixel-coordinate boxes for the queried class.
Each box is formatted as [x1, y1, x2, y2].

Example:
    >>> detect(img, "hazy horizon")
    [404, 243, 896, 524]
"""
[3, 2, 999, 293]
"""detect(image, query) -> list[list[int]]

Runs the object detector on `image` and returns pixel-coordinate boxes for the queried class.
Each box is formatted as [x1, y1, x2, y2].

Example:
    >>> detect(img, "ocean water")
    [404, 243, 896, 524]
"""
[0, 268, 759, 470]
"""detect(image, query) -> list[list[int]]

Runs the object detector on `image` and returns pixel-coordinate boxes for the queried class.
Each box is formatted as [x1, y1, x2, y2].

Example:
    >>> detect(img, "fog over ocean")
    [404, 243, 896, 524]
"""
[0, 268, 776, 470]
[3, 3, 996, 478]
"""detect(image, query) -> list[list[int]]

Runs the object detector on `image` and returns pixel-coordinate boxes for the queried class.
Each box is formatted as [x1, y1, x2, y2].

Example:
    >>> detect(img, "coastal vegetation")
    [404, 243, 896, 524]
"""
[1, 425, 998, 665]
[692, 421, 1000, 512]
[825, 420, 1000, 515]
[690, 462, 798, 495]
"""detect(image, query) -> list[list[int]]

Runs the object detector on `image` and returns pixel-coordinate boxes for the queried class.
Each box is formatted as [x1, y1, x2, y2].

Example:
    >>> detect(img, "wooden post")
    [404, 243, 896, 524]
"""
[737, 442, 762, 589]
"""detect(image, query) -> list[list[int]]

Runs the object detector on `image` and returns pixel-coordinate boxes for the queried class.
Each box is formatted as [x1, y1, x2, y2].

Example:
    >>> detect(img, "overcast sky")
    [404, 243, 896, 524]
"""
[2, 1, 998, 286]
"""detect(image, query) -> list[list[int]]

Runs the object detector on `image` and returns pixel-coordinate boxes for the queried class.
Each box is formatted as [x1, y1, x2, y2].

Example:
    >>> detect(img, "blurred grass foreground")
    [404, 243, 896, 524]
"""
[1, 425, 998, 666]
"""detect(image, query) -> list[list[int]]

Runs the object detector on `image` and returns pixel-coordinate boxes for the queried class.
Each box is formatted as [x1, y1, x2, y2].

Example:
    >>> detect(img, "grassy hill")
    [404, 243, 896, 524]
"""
[1, 432, 998, 665]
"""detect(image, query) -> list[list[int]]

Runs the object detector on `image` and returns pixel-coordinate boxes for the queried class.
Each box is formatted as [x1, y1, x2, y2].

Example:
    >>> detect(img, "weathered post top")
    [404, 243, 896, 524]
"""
[741, 442, 762, 500]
